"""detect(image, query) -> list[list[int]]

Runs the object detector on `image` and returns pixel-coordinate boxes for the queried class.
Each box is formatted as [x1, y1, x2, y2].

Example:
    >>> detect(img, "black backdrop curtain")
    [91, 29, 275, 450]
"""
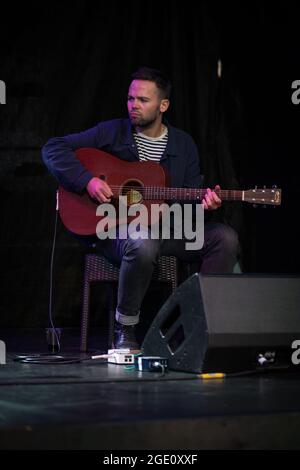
[0, 2, 299, 327]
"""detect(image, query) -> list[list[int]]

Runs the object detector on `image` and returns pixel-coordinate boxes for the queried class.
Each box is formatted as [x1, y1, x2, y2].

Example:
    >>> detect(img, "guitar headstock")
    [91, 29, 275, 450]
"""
[244, 187, 281, 206]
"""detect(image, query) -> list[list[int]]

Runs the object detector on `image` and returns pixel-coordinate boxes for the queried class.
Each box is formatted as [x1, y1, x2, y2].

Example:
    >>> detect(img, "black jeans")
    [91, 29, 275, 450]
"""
[91, 222, 239, 326]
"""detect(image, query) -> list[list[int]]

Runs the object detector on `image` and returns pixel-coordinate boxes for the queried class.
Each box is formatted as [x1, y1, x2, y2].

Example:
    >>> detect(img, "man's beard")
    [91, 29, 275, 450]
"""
[130, 113, 158, 129]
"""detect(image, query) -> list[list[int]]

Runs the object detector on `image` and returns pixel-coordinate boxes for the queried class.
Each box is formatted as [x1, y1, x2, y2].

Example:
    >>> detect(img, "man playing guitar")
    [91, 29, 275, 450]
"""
[42, 67, 239, 350]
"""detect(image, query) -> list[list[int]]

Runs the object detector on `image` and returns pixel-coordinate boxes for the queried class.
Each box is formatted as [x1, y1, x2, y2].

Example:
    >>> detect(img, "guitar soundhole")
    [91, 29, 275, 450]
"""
[121, 179, 144, 205]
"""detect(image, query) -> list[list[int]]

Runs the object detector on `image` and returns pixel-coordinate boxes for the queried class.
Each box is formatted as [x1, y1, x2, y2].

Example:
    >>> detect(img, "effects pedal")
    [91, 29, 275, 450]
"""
[136, 356, 168, 372]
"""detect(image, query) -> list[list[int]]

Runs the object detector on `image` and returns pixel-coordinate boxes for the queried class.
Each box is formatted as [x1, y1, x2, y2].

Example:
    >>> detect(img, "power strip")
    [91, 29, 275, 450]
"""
[107, 349, 135, 365]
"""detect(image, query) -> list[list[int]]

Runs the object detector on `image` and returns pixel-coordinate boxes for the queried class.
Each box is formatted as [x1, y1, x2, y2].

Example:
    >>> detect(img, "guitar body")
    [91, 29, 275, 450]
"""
[58, 148, 281, 236]
[58, 148, 169, 235]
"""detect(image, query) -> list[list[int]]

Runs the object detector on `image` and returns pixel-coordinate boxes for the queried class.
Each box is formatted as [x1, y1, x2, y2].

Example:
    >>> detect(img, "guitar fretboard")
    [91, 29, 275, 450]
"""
[145, 188, 243, 201]
[113, 186, 244, 201]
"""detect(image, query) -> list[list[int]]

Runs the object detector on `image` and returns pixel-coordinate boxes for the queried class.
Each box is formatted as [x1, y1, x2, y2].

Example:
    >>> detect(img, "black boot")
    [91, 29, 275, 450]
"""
[112, 322, 140, 351]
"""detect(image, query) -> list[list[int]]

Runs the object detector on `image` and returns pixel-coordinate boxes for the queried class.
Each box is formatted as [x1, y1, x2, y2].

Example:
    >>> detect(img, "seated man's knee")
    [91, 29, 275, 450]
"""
[219, 224, 239, 255]
[124, 237, 161, 264]
[209, 223, 239, 256]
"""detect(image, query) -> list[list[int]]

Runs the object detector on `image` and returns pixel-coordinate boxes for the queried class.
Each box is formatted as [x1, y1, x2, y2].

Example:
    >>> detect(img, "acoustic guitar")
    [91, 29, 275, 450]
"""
[58, 148, 282, 236]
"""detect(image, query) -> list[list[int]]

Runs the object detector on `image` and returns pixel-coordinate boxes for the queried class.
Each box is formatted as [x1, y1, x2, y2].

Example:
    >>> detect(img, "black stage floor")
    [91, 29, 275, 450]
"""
[1, 328, 300, 450]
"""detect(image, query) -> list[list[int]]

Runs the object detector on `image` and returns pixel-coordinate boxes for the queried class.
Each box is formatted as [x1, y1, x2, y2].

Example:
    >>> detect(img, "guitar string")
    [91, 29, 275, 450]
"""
[107, 185, 242, 193]
[107, 185, 275, 193]
[102, 186, 277, 202]
[107, 187, 243, 198]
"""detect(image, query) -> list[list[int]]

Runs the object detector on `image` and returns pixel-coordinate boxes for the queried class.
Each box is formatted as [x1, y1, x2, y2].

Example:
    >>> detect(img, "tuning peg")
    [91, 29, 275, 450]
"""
[253, 204, 257, 208]
[272, 184, 277, 189]
[263, 185, 266, 190]
[263, 204, 267, 209]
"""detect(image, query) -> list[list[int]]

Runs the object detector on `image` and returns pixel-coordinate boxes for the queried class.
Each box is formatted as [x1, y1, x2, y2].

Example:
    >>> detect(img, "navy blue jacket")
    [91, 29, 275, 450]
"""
[42, 118, 203, 192]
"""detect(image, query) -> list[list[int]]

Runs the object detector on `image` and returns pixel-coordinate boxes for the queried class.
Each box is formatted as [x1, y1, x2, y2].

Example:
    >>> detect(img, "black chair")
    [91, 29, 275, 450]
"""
[80, 254, 178, 352]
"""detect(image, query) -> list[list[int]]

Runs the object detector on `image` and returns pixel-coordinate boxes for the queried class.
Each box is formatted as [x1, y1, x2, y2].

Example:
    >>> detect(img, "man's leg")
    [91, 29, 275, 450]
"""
[161, 222, 239, 273]
[95, 230, 161, 348]
[198, 222, 239, 273]
[93, 222, 238, 348]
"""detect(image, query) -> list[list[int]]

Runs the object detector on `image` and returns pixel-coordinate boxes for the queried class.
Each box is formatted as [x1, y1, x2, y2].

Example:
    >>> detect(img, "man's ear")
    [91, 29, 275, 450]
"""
[160, 99, 170, 113]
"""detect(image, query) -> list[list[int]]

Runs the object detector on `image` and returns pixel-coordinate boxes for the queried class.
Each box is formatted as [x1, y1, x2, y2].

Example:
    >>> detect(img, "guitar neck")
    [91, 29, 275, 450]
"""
[143, 188, 244, 201]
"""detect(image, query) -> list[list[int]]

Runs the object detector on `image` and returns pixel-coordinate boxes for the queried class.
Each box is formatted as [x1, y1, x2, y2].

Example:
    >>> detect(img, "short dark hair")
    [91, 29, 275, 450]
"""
[131, 66, 171, 99]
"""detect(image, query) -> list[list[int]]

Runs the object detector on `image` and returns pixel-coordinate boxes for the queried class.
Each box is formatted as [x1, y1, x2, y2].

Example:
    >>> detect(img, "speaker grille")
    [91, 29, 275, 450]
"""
[201, 275, 300, 334]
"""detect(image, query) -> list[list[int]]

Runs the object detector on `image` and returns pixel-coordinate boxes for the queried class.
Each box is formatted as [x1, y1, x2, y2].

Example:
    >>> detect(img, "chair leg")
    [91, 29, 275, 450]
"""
[80, 278, 90, 353]
[170, 258, 178, 293]
[107, 284, 116, 349]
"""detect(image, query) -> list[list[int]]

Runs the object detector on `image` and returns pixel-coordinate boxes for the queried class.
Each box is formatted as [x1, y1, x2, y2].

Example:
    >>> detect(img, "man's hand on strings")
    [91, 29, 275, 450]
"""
[86, 177, 113, 203]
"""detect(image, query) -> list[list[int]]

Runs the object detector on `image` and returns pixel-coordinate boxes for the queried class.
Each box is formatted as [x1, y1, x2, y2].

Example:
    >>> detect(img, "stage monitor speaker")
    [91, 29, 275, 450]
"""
[142, 274, 300, 373]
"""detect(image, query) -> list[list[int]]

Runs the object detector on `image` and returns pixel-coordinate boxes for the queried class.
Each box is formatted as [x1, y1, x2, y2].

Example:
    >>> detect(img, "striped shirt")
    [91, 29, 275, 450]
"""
[133, 126, 168, 162]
